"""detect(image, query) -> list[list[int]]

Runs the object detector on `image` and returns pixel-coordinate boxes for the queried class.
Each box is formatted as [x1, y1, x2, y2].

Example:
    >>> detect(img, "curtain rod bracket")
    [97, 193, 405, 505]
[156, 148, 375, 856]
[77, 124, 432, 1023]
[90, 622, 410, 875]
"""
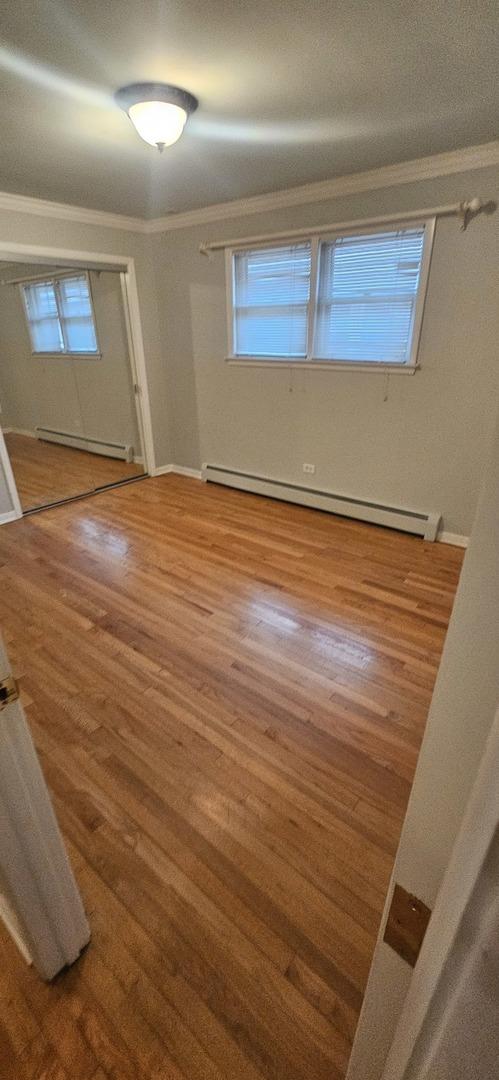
[458, 198, 484, 231]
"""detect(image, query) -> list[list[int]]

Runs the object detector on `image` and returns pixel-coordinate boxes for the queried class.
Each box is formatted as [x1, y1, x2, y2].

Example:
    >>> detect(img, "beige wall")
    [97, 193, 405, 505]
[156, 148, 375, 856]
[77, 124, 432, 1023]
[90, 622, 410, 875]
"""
[154, 163, 499, 535]
[0, 268, 141, 453]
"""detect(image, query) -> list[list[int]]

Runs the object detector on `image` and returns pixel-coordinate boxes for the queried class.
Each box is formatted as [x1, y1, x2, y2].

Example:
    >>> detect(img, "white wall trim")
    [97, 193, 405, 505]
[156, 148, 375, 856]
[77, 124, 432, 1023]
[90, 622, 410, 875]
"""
[0, 509, 20, 526]
[144, 139, 499, 233]
[202, 464, 441, 539]
[0, 423, 23, 522]
[152, 463, 203, 479]
[0, 190, 144, 233]
[154, 469, 470, 532]
[172, 465, 203, 479]
[152, 463, 173, 476]
[0, 140, 497, 237]
[3, 427, 36, 438]
[437, 531, 469, 548]
[0, 240, 129, 272]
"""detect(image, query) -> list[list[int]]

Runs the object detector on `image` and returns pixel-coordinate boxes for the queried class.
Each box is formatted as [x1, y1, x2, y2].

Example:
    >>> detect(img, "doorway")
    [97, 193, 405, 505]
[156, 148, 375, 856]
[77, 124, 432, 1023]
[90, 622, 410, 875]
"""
[0, 247, 154, 517]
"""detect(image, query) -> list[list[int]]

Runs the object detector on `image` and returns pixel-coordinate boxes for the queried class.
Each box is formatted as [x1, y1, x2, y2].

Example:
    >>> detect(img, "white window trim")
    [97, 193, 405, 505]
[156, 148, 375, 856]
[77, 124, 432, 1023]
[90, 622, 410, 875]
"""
[20, 270, 101, 359]
[225, 216, 436, 371]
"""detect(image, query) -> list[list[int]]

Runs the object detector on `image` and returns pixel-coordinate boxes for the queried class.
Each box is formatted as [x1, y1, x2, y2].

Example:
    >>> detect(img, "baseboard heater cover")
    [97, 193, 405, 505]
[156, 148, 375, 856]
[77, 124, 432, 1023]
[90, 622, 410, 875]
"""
[202, 465, 441, 541]
[35, 427, 133, 462]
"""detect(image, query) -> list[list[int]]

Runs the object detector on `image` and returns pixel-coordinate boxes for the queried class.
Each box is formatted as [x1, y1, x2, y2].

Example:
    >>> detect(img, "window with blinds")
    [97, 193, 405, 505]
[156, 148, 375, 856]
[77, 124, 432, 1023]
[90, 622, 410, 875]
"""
[228, 221, 432, 368]
[232, 243, 311, 358]
[314, 227, 426, 363]
[22, 274, 98, 355]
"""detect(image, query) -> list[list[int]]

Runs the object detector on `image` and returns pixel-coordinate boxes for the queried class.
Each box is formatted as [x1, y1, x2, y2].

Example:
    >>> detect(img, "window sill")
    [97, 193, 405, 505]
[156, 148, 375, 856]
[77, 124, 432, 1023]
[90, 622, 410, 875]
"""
[31, 352, 102, 360]
[226, 358, 418, 374]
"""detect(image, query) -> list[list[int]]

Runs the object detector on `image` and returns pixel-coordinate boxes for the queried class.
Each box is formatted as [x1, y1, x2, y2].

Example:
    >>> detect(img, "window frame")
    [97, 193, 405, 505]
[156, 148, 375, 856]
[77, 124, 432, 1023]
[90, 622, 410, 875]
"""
[226, 217, 435, 373]
[20, 271, 101, 359]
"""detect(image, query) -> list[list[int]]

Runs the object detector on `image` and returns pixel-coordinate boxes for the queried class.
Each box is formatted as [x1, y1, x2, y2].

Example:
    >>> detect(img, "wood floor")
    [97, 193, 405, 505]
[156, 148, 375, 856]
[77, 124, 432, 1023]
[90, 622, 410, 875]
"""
[4, 432, 144, 512]
[0, 476, 464, 1080]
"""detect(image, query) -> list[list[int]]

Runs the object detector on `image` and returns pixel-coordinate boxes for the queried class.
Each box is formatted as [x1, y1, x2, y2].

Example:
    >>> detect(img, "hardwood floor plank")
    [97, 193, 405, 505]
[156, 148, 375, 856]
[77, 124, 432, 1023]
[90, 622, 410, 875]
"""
[0, 475, 463, 1079]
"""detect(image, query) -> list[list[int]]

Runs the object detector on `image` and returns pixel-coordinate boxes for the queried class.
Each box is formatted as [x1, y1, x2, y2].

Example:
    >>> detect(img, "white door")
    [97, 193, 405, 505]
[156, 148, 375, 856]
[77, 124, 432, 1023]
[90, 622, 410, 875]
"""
[382, 706, 499, 1078]
[0, 634, 90, 979]
[347, 404, 499, 1079]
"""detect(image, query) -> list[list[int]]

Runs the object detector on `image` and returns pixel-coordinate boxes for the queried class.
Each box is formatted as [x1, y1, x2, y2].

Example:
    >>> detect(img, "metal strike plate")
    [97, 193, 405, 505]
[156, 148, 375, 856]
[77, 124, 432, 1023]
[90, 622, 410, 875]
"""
[0, 674, 20, 711]
[384, 883, 431, 967]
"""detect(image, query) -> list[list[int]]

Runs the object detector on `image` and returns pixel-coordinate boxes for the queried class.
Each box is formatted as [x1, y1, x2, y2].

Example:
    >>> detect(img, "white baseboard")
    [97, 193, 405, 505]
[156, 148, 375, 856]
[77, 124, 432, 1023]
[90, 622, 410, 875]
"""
[202, 464, 441, 540]
[152, 466, 469, 545]
[172, 465, 203, 479]
[437, 531, 469, 548]
[152, 464, 173, 476]
[0, 510, 21, 526]
[153, 463, 202, 479]
[4, 426, 141, 467]
[2, 427, 36, 438]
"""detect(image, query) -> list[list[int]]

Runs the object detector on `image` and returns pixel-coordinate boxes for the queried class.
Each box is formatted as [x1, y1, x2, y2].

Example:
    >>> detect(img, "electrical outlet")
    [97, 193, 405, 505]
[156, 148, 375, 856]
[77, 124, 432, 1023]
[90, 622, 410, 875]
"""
[303, 463, 316, 474]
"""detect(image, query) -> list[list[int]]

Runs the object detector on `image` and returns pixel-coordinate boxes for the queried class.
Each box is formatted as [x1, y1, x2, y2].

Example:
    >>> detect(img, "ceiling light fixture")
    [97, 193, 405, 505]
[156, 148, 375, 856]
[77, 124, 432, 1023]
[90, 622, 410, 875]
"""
[115, 82, 198, 152]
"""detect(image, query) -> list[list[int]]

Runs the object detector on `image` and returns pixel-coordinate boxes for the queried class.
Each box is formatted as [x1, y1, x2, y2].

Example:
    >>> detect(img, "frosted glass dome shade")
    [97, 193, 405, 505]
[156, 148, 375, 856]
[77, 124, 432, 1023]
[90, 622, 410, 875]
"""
[128, 101, 187, 149]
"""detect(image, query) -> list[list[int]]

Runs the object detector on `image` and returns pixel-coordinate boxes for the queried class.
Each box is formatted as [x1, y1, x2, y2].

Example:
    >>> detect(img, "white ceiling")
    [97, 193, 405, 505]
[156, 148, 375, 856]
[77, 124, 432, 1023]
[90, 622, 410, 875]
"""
[1, 0, 498, 219]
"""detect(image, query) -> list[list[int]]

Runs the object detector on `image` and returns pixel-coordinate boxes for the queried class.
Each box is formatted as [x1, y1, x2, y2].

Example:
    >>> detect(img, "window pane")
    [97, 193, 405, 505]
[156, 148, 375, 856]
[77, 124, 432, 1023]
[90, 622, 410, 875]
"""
[23, 281, 58, 320]
[23, 275, 98, 354]
[23, 281, 63, 351]
[63, 317, 98, 353]
[58, 275, 93, 318]
[233, 243, 311, 357]
[30, 318, 64, 353]
[58, 275, 98, 353]
[235, 305, 309, 357]
[315, 227, 426, 363]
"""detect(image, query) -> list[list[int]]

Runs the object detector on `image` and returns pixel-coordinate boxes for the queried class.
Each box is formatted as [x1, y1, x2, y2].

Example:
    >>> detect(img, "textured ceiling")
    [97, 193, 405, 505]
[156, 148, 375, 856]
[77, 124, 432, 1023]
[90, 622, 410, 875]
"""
[0, 0, 498, 218]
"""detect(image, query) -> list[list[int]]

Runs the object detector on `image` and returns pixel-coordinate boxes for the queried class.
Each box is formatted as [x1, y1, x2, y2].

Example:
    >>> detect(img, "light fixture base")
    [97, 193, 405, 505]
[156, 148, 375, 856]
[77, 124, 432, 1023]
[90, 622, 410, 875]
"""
[115, 82, 198, 116]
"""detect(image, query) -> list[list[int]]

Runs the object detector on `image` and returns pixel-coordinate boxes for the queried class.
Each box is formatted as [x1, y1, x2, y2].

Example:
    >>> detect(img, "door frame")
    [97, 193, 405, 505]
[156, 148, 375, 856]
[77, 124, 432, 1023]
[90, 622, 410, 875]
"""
[0, 240, 156, 521]
[381, 704, 499, 1078]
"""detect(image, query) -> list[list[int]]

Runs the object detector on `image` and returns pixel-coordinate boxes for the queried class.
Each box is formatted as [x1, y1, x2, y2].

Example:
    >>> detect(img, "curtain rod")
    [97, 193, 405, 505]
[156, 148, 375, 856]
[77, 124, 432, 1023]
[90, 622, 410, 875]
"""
[199, 198, 491, 255]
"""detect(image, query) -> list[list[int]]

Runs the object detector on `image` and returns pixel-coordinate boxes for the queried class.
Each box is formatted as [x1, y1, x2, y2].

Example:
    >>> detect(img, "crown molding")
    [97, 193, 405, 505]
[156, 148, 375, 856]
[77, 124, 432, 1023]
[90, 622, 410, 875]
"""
[0, 140, 497, 237]
[145, 139, 499, 234]
[0, 190, 145, 233]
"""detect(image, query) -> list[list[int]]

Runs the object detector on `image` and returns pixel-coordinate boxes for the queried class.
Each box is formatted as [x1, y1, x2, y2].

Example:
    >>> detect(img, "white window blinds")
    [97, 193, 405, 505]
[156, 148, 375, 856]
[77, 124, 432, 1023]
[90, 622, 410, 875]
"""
[232, 242, 311, 358]
[57, 275, 98, 354]
[23, 281, 63, 353]
[228, 222, 431, 366]
[22, 274, 98, 355]
[314, 227, 426, 364]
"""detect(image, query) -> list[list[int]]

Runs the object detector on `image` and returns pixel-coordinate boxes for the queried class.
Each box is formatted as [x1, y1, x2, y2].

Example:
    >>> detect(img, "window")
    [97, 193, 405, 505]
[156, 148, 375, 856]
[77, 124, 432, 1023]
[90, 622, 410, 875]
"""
[228, 221, 433, 369]
[231, 242, 311, 358]
[22, 274, 99, 355]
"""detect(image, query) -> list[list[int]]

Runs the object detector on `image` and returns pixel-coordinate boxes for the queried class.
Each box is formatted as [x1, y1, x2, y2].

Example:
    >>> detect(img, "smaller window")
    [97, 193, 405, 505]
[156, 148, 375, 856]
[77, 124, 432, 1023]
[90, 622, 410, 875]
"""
[22, 274, 98, 356]
[231, 242, 312, 359]
[314, 227, 426, 365]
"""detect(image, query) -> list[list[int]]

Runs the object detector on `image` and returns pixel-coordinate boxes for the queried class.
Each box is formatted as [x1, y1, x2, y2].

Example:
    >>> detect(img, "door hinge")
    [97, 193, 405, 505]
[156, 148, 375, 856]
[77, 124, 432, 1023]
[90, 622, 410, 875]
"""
[133, 383, 141, 395]
[0, 674, 19, 711]
[384, 883, 432, 967]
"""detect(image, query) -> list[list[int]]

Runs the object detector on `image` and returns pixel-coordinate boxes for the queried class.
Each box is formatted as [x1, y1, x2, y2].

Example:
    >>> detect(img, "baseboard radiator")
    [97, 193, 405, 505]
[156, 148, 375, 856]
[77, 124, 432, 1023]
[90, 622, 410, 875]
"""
[35, 427, 134, 462]
[202, 464, 441, 541]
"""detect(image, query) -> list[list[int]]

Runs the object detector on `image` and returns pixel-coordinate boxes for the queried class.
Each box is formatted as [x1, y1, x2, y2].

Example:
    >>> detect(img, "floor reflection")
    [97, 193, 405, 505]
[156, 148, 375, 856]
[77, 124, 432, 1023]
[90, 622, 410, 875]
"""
[6, 432, 144, 512]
